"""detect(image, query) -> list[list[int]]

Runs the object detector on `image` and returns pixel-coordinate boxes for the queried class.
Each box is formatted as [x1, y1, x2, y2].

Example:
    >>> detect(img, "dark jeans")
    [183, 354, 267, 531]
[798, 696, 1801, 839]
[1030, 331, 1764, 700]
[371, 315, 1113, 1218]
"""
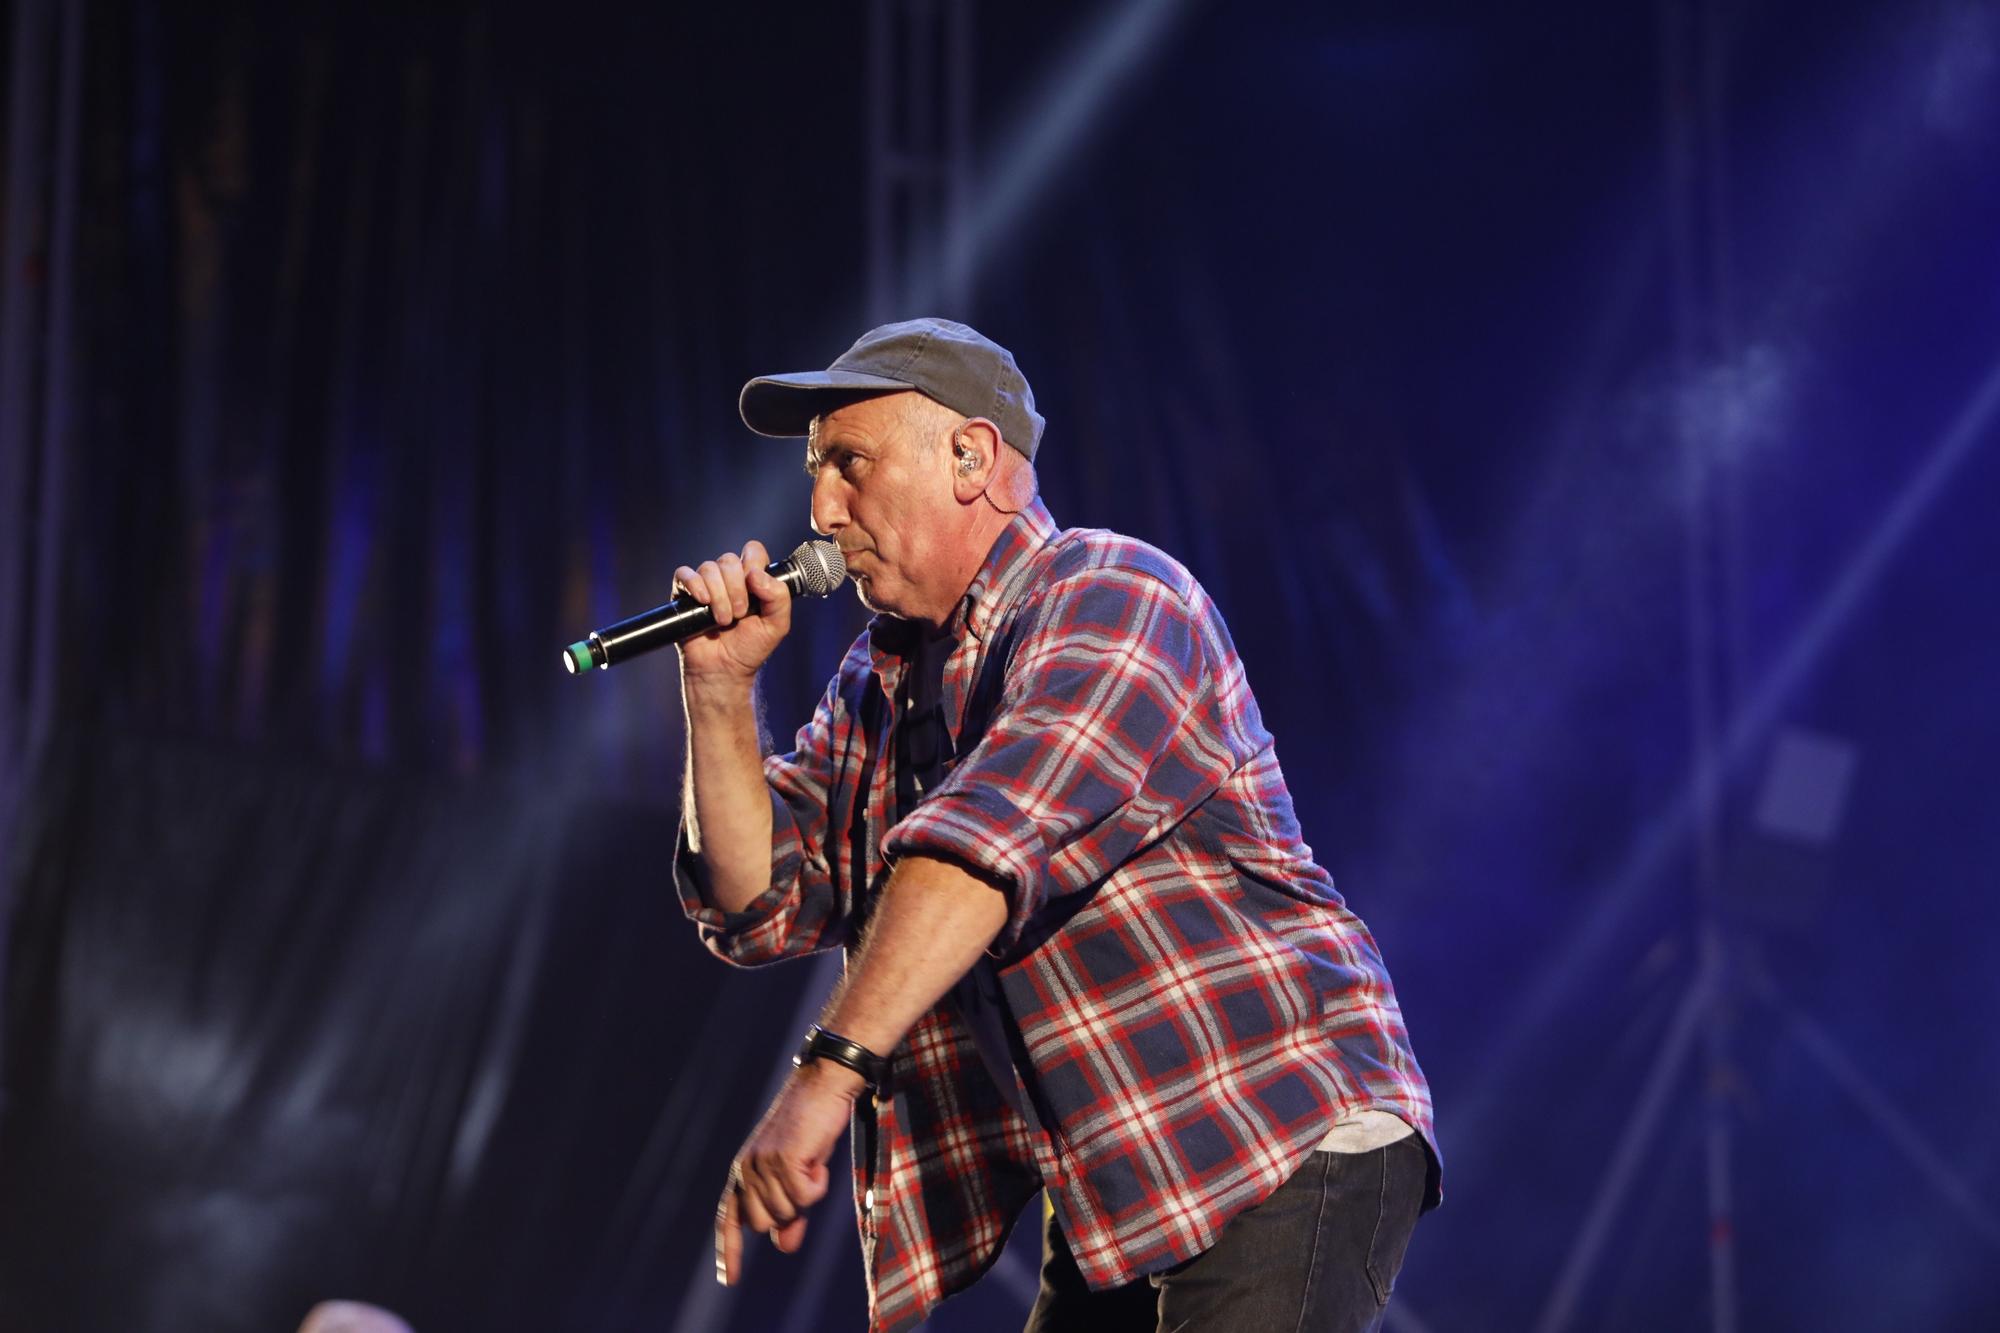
[1024, 1136, 1428, 1333]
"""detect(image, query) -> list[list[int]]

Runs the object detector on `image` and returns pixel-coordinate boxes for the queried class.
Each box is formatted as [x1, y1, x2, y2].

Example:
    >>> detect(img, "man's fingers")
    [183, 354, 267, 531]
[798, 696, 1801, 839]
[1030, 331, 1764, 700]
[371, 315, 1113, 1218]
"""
[679, 543, 791, 632]
[743, 553, 782, 600]
[737, 1179, 781, 1236]
[780, 1155, 830, 1212]
[771, 1215, 809, 1254]
[739, 541, 780, 604]
[695, 560, 731, 625]
[743, 542, 795, 632]
[715, 552, 751, 618]
[741, 1155, 806, 1232]
[715, 1184, 742, 1287]
[744, 566, 792, 627]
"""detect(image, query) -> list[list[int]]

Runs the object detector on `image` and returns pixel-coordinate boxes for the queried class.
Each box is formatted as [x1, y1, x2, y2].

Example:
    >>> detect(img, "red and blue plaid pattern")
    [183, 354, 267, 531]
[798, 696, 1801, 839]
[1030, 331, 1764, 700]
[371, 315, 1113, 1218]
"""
[679, 500, 1437, 1332]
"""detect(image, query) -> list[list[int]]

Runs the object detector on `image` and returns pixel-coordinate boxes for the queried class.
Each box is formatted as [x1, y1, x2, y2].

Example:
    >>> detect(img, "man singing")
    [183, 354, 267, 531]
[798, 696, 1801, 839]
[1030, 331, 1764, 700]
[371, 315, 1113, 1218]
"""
[673, 318, 1438, 1332]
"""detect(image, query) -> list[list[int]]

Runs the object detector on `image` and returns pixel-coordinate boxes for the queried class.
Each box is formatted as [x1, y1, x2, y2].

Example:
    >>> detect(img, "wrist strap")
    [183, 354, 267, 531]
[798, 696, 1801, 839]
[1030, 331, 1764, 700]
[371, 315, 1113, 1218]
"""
[794, 1024, 890, 1090]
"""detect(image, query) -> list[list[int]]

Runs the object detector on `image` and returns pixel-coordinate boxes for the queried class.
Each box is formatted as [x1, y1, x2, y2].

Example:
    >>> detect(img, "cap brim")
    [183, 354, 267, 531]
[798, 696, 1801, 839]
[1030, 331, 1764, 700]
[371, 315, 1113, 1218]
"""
[738, 371, 915, 438]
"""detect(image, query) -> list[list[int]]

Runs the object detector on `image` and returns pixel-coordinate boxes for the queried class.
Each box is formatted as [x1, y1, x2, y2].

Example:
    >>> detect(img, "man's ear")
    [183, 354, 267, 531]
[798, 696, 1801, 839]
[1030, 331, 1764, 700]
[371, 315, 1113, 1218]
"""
[951, 417, 1004, 503]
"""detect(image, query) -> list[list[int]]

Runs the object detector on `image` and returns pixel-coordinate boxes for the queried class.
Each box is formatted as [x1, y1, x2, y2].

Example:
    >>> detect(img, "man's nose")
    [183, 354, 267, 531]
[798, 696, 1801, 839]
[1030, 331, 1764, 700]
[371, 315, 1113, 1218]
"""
[810, 473, 846, 536]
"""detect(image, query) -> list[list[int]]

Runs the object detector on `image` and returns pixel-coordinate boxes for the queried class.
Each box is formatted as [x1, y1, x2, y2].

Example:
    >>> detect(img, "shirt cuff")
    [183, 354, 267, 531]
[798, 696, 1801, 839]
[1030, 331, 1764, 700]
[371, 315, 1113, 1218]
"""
[674, 787, 807, 955]
[883, 784, 1048, 954]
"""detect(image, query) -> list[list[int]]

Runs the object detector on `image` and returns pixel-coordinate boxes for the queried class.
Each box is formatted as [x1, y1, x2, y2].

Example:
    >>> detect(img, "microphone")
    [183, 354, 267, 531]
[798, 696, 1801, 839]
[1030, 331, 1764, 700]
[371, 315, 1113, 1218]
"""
[561, 540, 848, 675]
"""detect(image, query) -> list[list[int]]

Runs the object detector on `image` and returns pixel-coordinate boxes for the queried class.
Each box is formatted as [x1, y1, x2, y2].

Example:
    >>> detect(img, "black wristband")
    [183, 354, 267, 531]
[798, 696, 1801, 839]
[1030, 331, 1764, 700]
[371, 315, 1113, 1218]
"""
[793, 1024, 891, 1090]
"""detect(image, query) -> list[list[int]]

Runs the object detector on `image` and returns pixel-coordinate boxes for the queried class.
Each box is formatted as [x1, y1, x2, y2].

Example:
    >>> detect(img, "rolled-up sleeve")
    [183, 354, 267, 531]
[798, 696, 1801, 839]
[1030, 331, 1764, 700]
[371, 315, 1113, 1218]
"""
[885, 566, 1233, 953]
[675, 656, 862, 966]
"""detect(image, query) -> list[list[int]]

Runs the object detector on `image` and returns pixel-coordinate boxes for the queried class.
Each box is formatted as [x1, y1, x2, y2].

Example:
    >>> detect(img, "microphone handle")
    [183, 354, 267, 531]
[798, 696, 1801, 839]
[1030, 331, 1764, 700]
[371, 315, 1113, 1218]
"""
[569, 561, 810, 671]
[593, 596, 719, 665]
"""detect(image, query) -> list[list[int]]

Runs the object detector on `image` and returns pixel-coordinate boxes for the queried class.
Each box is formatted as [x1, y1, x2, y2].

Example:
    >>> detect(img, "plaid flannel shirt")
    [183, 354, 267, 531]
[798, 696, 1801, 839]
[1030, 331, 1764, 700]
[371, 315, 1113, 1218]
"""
[678, 500, 1438, 1332]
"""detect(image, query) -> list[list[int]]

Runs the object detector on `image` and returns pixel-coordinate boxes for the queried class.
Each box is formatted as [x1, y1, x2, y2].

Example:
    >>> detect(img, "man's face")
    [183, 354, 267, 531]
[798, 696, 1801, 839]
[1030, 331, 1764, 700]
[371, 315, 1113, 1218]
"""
[806, 392, 960, 621]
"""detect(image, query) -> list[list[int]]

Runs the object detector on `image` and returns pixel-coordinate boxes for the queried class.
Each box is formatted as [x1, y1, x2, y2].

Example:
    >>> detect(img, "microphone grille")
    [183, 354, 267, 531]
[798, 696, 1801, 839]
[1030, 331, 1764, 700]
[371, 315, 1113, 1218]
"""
[788, 540, 848, 598]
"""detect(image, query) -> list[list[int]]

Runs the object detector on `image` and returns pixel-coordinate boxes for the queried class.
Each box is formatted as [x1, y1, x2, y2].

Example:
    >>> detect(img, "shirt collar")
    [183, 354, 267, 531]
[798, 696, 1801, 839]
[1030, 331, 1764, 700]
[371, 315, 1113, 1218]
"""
[959, 498, 1059, 643]
[866, 498, 1060, 677]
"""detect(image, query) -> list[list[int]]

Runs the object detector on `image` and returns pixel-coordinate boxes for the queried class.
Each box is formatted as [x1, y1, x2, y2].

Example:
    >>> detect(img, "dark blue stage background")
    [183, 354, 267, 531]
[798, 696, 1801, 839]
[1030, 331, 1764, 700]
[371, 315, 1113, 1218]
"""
[3, 1, 1998, 1329]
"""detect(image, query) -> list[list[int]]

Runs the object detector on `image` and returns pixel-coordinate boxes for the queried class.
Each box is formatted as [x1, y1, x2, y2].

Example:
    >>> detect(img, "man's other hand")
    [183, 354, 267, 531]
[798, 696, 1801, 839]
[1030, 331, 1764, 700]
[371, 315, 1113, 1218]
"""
[714, 1058, 867, 1286]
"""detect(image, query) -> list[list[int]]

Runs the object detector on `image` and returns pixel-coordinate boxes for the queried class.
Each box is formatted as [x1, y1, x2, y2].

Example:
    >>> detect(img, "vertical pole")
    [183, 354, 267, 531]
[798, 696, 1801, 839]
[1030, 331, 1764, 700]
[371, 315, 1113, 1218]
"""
[1663, 0, 1741, 1327]
[1531, 973, 1713, 1333]
[29, 0, 87, 767]
[866, 0, 976, 324]
[1697, 1, 1743, 1318]
[903, 0, 934, 314]
[0, 0, 55, 820]
[942, 0, 974, 313]
[0, 0, 83, 1110]
[867, 0, 894, 325]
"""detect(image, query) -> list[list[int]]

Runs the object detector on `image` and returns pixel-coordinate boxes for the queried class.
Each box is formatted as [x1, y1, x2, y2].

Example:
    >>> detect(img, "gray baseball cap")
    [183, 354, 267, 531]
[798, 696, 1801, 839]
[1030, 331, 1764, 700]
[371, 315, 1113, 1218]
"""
[739, 317, 1046, 460]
